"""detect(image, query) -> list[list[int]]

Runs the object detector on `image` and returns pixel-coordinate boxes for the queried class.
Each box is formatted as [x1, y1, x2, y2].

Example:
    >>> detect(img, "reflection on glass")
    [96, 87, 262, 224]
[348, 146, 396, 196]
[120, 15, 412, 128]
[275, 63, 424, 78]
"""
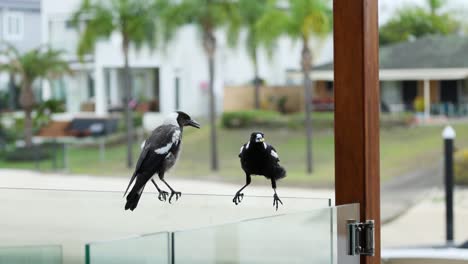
[0, 188, 329, 264]
[173, 204, 360, 264]
[85, 232, 169, 264]
[0, 245, 62, 264]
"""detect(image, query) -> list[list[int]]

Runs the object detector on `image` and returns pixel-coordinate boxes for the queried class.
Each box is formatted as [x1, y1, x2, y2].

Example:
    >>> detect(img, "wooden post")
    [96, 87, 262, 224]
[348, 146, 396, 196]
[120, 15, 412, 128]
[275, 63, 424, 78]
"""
[334, 0, 381, 263]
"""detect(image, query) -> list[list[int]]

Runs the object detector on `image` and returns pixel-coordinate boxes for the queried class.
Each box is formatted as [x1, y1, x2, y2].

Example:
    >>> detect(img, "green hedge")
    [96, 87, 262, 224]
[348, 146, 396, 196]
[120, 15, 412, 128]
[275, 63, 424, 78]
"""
[222, 110, 287, 128]
[455, 149, 468, 186]
[221, 110, 335, 129]
[3, 145, 54, 162]
[222, 110, 412, 129]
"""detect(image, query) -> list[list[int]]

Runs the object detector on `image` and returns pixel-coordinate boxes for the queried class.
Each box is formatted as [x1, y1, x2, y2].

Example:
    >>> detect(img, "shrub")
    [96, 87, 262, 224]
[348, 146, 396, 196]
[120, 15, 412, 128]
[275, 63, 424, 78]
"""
[413, 96, 425, 112]
[221, 110, 287, 128]
[35, 99, 66, 127]
[455, 149, 468, 186]
[221, 111, 336, 129]
[3, 145, 54, 161]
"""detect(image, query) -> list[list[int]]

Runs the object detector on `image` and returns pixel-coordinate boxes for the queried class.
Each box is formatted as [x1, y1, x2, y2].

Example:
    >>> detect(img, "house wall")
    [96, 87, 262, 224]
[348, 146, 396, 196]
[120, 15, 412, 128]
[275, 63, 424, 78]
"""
[0, 5, 41, 53]
[223, 81, 331, 113]
[0, 2, 41, 96]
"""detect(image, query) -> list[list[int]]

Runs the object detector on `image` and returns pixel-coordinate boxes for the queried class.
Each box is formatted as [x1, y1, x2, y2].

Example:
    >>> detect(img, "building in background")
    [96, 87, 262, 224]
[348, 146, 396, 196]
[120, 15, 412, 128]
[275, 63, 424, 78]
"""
[40, 0, 333, 124]
[286, 35, 468, 118]
[0, 0, 41, 109]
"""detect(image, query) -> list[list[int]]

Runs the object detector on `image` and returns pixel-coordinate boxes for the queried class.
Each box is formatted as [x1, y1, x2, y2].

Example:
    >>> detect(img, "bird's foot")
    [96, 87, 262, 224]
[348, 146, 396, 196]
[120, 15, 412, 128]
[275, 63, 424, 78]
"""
[233, 192, 244, 205]
[273, 193, 283, 211]
[169, 191, 182, 204]
[157, 190, 169, 201]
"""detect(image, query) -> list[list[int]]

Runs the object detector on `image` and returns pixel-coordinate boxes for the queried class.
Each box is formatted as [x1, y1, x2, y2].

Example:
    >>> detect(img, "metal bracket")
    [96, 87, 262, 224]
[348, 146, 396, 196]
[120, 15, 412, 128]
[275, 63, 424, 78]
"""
[347, 219, 375, 256]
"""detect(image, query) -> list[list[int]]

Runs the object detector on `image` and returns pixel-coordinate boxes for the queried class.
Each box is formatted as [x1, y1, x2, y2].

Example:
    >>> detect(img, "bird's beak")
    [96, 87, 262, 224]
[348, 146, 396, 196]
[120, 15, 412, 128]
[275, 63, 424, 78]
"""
[259, 138, 265, 142]
[187, 119, 201, 129]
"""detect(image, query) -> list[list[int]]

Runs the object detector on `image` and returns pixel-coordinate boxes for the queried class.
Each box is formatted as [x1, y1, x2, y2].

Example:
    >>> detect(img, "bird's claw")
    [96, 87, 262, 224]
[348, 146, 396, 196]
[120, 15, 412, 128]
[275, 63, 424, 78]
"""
[233, 192, 244, 205]
[169, 191, 182, 204]
[273, 193, 283, 211]
[158, 191, 169, 201]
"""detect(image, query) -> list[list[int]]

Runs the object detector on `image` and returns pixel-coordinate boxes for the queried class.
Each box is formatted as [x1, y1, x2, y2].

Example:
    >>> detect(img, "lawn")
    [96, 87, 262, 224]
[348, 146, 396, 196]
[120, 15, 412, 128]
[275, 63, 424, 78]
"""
[2, 121, 468, 187]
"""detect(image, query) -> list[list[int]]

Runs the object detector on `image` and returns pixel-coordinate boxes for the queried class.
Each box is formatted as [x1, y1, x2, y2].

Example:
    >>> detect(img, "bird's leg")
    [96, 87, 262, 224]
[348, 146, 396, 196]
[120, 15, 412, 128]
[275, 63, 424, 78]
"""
[159, 173, 181, 204]
[271, 178, 283, 211]
[151, 179, 169, 202]
[233, 173, 251, 205]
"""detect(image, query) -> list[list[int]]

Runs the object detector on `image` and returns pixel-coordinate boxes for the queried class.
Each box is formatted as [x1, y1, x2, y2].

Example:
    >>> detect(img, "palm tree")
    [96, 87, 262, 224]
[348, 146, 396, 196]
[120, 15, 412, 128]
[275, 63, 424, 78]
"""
[71, 0, 158, 168]
[258, 0, 332, 173]
[0, 43, 70, 147]
[160, 0, 239, 171]
[237, 0, 270, 109]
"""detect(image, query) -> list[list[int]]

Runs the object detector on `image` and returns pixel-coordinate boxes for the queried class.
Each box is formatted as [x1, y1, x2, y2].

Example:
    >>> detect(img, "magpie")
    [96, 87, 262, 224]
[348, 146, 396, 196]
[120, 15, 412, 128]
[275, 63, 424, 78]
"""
[234, 132, 286, 210]
[124, 111, 200, 211]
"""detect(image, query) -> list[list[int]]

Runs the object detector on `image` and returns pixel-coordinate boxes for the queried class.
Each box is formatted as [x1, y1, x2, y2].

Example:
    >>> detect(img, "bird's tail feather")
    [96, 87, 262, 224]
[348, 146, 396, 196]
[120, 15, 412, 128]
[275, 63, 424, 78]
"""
[125, 182, 145, 211]
[274, 165, 286, 180]
[123, 172, 138, 197]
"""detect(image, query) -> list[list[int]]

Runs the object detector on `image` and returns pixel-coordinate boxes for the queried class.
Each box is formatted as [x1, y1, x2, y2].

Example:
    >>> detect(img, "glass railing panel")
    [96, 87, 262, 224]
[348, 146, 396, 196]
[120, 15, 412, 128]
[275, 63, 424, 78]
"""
[0, 187, 329, 264]
[0, 245, 62, 264]
[85, 232, 169, 264]
[333, 203, 360, 264]
[173, 203, 360, 264]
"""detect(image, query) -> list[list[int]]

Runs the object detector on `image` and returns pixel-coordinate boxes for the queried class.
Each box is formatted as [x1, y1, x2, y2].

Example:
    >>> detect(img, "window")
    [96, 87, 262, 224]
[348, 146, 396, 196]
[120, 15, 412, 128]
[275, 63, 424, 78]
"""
[3, 12, 24, 41]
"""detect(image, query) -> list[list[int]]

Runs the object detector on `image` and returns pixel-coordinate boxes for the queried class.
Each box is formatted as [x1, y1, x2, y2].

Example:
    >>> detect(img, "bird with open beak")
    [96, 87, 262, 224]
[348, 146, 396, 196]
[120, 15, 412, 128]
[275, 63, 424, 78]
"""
[124, 111, 200, 211]
[235, 132, 286, 210]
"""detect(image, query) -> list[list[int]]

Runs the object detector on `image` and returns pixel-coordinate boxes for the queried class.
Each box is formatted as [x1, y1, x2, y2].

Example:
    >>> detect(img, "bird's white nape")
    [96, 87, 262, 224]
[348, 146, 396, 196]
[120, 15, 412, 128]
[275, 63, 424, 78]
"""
[163, 112, 180, 127]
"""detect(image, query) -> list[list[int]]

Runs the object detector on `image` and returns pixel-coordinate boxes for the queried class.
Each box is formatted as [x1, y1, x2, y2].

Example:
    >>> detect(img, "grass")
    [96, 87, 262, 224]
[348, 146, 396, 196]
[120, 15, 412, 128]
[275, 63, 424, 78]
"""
[2, 122, 468, 187]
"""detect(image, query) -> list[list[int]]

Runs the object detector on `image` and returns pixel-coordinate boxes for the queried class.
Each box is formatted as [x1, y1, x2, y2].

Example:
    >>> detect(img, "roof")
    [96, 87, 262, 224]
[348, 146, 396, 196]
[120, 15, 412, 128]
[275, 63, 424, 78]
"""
[285, 35, 468, 81]
[313, 35, 468, 70]
[0, 0, 40, 11]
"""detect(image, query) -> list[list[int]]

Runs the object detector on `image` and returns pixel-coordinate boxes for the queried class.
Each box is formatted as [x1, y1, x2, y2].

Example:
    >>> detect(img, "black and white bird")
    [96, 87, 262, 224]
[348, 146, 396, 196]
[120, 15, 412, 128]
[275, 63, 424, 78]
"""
[234, 132, 286, 210]
[124, 111, 200, 211]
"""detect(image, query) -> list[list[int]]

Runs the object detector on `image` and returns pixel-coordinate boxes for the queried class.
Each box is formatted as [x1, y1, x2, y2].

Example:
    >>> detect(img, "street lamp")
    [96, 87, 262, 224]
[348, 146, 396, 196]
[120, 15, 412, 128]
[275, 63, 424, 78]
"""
[442, 125, 456, 246]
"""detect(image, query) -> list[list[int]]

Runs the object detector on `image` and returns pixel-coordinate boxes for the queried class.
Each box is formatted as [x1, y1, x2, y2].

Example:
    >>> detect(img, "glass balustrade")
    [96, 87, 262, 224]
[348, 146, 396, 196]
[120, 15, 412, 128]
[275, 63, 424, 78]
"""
[0, 187, 359, 264]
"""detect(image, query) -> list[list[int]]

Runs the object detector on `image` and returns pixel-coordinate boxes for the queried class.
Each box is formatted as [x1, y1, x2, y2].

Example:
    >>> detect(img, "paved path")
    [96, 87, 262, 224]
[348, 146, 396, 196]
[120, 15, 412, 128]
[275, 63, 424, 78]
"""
[0, 164, 446, 224]
[382, 188, 468, 248]
[381, 162, 442, 223]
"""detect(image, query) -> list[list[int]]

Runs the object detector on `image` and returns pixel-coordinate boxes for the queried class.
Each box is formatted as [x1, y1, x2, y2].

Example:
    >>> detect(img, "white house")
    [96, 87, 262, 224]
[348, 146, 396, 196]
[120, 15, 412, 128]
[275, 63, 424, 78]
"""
[40, 0, 333, 126]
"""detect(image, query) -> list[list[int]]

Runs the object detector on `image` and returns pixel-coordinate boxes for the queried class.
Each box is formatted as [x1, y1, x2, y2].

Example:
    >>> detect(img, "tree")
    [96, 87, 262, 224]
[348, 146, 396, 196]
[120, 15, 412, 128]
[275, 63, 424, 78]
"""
[379, 0, 461, 46]
[160, 0, 239, 171]
[258, 0, 332, 174]
[71, 0, 158, 168]
[0, 43, 70, 147]
[236, 0, 270, 109]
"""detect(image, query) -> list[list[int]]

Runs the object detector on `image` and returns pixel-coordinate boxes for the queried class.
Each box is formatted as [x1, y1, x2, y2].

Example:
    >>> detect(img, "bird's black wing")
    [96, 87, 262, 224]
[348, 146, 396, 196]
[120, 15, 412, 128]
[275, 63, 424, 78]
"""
[124, 125, 181, 196]
[238, 142, 248, 158]
[267, 144, 280, 162]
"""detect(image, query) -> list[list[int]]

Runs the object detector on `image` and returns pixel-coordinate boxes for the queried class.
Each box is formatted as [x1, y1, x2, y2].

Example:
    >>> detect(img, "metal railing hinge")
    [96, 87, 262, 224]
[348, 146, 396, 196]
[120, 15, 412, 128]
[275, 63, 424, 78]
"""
[347, 219, 375, 256]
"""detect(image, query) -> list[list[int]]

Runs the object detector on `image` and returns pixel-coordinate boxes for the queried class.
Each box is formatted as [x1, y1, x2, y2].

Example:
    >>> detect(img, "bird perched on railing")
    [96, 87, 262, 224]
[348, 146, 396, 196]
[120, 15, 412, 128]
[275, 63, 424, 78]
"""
[234, 132, 286, 210]
[124, 111, 200, 211]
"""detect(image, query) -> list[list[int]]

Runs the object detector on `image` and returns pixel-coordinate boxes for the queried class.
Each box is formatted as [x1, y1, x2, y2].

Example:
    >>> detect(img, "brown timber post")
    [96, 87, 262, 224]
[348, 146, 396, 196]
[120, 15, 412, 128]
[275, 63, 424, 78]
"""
[333, 0, 381, 264]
